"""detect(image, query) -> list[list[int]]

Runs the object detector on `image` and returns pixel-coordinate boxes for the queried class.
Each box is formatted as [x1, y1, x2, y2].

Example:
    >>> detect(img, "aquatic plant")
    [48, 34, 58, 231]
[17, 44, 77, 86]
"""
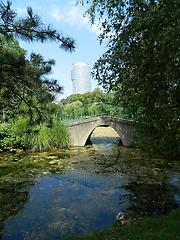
[29, 121, 69, 151]
[0, 117, 69, 151]
[50, 120, 69, 148]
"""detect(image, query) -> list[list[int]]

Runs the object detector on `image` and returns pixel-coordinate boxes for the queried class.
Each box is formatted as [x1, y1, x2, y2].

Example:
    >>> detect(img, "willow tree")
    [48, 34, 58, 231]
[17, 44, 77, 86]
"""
[79, 0, 180, 157]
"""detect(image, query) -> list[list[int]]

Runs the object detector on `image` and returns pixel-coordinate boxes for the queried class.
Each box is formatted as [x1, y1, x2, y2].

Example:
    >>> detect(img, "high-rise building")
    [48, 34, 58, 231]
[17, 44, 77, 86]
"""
[71, 62, 91, 94]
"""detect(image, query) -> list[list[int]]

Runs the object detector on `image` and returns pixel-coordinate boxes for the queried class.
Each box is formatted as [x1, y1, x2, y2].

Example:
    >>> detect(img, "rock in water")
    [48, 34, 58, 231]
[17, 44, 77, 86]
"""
[116, 211, 126, 224]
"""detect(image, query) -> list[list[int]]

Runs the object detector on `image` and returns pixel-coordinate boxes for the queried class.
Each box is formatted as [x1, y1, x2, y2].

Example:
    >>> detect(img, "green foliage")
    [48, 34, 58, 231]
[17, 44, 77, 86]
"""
[62, 88, 112, 105]
[19, 118, 68, 151]
[79, 0, 180, 157]
[0, 123, 22, 149]
[0, 1, 75, 124]
[0, 34, 25, 57]
[0, 1, 75, 51]
[0, 35, 64, 123]
[0, 2, 76, 150]
[60, 88, 130, 119]
[50, 120, 69, 148]
[0, 117, 69, 151]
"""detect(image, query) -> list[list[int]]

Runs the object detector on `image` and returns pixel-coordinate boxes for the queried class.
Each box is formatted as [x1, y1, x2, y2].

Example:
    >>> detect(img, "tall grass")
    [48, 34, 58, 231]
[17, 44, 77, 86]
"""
[50, 120, 69, 148]
[12, 117, 69, 151]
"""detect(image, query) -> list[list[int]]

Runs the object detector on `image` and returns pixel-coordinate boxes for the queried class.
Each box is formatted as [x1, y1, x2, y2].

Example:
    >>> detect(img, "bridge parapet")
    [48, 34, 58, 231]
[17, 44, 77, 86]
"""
[66, 117, 101, 127]
[67, 116, 136, 147]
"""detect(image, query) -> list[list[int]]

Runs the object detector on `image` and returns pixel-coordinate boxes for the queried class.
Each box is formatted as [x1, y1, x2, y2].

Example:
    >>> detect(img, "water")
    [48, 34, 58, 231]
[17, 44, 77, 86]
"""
[0, 127, 180, 239]
[2, 171, 130, 240]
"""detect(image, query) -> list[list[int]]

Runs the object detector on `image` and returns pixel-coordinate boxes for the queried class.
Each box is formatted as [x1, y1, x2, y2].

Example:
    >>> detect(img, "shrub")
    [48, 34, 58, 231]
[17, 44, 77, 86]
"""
[0, 123, 22, 150]
[12, 117, 69, 151]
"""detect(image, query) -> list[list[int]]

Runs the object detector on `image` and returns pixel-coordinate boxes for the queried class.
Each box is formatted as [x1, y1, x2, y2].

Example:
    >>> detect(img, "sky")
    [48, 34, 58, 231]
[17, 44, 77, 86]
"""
[11, 0, 105, 100]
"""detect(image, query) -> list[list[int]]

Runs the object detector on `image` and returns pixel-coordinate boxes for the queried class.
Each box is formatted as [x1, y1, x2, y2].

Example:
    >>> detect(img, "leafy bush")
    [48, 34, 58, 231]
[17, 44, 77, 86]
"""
[28, 123, 52, 151]
[0, 123, 22, 150]
[136, 127, 180, 159]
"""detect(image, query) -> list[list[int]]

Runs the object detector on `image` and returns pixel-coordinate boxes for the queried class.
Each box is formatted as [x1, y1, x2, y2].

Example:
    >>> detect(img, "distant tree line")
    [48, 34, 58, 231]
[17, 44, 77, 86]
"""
[56, 88, 130, 120]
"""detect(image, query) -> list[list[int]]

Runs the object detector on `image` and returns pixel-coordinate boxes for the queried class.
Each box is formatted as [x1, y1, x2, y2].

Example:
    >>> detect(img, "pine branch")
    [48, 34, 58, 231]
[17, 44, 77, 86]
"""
[0, 1, 75, 51]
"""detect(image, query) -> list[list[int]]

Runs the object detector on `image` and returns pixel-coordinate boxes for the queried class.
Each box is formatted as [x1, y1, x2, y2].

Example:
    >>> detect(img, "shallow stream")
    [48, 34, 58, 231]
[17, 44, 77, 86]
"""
[0, 127, 180, 239]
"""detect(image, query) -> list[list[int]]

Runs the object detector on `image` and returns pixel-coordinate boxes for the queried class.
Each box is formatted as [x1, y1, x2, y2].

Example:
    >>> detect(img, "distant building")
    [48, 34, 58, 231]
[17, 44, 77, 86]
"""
[71, 62, 91, 94]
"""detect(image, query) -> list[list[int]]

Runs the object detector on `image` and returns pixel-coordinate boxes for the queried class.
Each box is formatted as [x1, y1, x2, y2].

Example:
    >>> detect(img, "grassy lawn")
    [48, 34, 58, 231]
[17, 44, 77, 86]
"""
[67, 208, 180, 240]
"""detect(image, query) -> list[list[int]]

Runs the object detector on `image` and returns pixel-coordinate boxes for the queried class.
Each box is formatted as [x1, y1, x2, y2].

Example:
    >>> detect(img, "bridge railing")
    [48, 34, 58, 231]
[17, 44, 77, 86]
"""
[62, 116, 134, 127]
[56, 112, 132, 125]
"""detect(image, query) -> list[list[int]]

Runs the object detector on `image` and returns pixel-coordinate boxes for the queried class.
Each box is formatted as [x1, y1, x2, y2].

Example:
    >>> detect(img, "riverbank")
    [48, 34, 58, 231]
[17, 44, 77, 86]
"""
[1, 136, 180, 239]
[67, 208, 180, 240]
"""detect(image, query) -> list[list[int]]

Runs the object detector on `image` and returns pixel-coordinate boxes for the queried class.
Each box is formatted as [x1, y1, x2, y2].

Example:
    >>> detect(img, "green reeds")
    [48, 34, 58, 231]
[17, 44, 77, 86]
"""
[12, 117, 69, 151]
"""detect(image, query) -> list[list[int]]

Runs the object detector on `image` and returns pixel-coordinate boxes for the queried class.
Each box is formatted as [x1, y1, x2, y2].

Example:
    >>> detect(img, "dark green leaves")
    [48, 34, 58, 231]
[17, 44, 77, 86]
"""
[80, 0, 180, 157]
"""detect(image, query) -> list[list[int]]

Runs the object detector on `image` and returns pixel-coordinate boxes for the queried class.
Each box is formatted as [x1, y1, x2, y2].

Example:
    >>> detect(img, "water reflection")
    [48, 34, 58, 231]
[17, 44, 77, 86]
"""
[0, 128, 180, 240]
[169, 173, 180, 205]
[0, 181, 31, 236]
[90, 126, 121, 150]
[124, 182, 178, 217]
[1, 171, 130, 240]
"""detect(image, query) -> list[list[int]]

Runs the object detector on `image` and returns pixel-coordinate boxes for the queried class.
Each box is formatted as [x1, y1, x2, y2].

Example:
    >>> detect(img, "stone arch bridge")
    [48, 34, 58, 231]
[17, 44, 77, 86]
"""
[67, 116, 136, 147]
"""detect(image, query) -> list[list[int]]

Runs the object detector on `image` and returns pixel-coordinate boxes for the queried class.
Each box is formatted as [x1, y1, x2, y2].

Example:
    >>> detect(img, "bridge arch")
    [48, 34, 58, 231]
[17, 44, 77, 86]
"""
[85, 125, 123, 146]
[68, 116, 136, 147]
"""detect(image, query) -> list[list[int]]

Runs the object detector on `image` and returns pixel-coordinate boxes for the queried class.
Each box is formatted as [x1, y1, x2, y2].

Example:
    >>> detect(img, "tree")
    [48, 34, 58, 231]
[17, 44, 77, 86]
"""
[0, 1, 75, 51]
[79, 0, 180, 157]
[0, 34, 67, 125]
[60, 89, 127, 118]
[0, 1, 75, 123]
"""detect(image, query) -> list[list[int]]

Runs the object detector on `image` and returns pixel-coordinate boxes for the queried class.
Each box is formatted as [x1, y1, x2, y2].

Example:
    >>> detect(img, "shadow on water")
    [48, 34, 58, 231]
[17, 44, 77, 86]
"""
[0, 127, 180, 239]
[0, 181, 32, 235]
[124, 182, 179, 218]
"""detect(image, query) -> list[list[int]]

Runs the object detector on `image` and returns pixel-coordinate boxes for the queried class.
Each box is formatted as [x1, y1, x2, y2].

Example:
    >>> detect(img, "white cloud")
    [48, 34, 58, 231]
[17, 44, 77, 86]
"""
[51, 8, 64, 22]
[16, 7, 26, 15]
[64, 2, 90, 27]
[50, 0, 103, 36]
[90, 22, 104, 36]
[64, 1, 104, 36]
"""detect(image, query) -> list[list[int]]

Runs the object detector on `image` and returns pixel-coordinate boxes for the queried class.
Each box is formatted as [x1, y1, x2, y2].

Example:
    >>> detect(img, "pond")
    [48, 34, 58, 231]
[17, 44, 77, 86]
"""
[0, 127, 180, 240]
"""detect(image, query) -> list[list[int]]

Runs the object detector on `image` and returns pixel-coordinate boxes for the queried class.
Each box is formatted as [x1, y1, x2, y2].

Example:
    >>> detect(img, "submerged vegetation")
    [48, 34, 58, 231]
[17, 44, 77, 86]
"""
[0, 149, 71, 233]
[68, 208, 180, 240]
[0, 145, 180, 239]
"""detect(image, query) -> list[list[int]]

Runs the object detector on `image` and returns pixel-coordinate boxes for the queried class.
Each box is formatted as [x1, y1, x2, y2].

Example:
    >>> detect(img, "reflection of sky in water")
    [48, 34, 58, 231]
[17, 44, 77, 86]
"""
[90, 127, 121, 151]
[2, 170, 130, 240]
[1, 132, 180, 240]
[169, 173, 180, 205]
[91, 136, 120, 151]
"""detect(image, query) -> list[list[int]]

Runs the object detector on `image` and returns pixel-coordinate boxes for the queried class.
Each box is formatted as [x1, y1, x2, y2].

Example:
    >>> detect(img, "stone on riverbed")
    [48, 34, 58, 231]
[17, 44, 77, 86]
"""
[116, 211, 126, 224]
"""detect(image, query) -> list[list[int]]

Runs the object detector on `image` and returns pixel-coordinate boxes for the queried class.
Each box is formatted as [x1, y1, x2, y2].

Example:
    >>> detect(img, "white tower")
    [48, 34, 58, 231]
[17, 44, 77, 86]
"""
[71, 62, 91, 94]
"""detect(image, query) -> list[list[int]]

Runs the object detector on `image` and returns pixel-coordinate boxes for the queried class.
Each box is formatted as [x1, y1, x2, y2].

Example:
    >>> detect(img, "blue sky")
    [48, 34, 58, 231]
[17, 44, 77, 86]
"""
[11, 0, 105, 100]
